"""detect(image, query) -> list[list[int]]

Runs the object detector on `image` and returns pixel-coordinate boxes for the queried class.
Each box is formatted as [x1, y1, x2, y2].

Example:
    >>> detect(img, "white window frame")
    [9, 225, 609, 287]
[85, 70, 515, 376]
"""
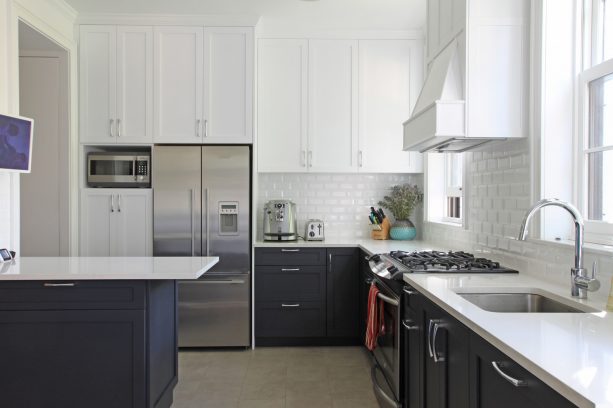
[425, 152, 464, 226]
[442, 154, 463, 224]
[576, 0, 613, 245]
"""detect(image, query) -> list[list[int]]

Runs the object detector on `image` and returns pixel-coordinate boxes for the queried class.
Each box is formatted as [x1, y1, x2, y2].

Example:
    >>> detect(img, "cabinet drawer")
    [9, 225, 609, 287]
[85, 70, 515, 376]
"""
[255, 266, 325, 302]
[470, 333, 577, 408]
[255, 301, 325, 337]
[0, 281, 146, 311]
[255, 248, 326, 266]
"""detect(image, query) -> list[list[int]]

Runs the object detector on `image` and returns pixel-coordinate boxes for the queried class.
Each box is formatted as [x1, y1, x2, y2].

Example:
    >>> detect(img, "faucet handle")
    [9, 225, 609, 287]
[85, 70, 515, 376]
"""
[575, 262, 601, 292]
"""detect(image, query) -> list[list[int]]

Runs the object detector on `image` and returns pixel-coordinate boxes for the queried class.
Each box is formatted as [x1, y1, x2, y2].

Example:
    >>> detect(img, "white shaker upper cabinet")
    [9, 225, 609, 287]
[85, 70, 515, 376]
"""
[203, 27, 253, 144]
[257, 39, 308, 172]
[358, 40, 423, 173]
[79, 25, 153, 144]
[307, 40, 358, 173]
[116, 26, 153, 144]
[154, 26, 204, 144]
[79, 26, 116, 144]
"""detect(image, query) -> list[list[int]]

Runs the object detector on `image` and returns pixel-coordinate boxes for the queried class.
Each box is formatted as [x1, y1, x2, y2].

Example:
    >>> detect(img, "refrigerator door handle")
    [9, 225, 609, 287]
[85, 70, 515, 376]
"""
[191, 188, 195, 256]
[205, 187, 210, 256]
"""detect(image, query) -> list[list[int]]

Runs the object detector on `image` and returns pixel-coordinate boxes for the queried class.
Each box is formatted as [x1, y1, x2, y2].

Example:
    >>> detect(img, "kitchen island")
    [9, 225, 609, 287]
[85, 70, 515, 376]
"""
[0, 256, 218, 408]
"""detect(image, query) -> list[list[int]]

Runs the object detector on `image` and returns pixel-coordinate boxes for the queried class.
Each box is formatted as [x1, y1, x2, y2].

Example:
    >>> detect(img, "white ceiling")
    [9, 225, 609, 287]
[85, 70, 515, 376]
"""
[65, 0, 426, 31]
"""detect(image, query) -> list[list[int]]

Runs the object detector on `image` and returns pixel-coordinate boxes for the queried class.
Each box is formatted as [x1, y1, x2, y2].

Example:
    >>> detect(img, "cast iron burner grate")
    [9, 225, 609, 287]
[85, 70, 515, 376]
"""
[387, 250, 517, 273]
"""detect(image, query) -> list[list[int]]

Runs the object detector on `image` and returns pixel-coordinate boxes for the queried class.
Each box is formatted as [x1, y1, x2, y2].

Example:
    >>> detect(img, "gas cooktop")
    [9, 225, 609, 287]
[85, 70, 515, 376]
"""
[368, 250, 517, 280]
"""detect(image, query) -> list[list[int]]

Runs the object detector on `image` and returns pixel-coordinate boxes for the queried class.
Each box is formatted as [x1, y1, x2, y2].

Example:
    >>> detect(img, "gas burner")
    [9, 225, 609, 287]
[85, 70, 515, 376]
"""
[385, 250, 517, 274]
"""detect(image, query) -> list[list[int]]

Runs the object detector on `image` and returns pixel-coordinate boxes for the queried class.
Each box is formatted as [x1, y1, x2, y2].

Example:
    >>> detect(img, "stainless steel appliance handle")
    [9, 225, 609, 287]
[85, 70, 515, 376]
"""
[181, 279, 246, 285]
[117, 194, 121, 213]
[109, 119, 114, 138]
[492, 361, 526, 387]
[204, 119, 208, 138]
[110, 194, 115, 213]
[43, 283, 75, 287]
[371, 365, 401, 408]
[190, 188, 195, 256]
[281, 268, 300, 272]
[427, 319, 434, 358]
[377, 292, 399, 307]
[117, 118, 121, 137]
[432, 321, 445, 363]
[281, 303, 300, 308]
[281, 249, 300, 252]
[205, 188, 210, 256]
[402, 319, 419, 331]
[196, 119, 201, 137]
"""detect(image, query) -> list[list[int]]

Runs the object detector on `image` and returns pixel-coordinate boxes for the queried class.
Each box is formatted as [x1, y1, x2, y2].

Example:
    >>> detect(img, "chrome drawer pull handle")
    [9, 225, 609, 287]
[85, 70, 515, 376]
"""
[281, 268, 300, 272]
[281, 303, 300, 308]
[402, 319, 418, 331]
[43, 283, 75, 287]
[492, 361, 526, 387]
[432, 322, 444, 363]
[281, 249, 300, 252]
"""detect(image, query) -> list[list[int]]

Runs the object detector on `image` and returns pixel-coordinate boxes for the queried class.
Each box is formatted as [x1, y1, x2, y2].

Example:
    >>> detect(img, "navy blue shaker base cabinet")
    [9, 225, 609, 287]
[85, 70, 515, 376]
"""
[0, 280, 178, 408]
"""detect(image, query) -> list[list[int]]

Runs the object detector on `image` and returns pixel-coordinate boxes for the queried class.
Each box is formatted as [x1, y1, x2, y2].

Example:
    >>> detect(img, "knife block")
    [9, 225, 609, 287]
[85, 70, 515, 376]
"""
[370, 218, 390, 240]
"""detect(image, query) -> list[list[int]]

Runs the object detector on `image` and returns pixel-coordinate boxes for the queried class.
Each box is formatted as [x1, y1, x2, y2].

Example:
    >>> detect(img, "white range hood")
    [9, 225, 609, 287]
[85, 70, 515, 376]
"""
[402, 40, 496, 153]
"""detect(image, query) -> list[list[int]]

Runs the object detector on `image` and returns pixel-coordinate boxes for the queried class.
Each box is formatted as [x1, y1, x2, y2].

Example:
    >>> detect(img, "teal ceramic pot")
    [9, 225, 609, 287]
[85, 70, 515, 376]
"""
[390, 219, 417, 240]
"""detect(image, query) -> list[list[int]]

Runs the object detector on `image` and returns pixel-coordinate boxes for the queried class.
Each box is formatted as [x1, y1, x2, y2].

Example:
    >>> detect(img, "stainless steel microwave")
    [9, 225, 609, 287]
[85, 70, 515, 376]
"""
[87, 152, 151, 187]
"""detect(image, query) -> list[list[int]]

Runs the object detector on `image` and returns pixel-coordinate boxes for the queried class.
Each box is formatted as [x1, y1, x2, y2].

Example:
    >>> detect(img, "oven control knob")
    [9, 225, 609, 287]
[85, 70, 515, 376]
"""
[387, 266, 399, 274]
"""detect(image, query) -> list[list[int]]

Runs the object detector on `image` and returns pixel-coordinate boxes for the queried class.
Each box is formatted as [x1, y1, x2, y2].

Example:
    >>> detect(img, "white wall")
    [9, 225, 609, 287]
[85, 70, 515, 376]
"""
[257, 173, 423, 241]
[0, 0, 77, 253]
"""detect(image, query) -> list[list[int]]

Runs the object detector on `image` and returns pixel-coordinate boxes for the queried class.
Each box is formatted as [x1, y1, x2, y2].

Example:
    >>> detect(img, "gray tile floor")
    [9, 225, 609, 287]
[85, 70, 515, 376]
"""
[172, 346, 379, 408]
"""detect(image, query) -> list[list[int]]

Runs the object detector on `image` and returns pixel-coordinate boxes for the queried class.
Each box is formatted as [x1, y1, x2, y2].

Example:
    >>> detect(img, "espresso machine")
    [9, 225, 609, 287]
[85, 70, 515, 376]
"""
[263, 200, 298, 241]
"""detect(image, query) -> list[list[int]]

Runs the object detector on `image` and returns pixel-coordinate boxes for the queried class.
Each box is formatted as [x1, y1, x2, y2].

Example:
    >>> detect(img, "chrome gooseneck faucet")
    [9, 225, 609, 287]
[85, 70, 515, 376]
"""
[518, 198, 600, 299]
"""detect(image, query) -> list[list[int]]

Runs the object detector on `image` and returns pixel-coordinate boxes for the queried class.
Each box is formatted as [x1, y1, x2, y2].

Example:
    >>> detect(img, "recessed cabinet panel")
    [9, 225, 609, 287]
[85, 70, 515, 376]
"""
[79, 26, 116, 143]
[154, 26, 204, 143]
[358, 40, 423, 173]
[116, 26, 153, 143]
[257, 39, 308, 172]
[204, 27, 253, 143]
[308, 40, 358, 172]
[80, 190, 113, 256]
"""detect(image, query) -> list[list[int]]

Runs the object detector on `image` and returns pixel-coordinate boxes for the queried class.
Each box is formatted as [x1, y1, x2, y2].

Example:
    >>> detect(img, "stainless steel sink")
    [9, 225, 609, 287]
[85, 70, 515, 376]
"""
[458, 292, 595, 313]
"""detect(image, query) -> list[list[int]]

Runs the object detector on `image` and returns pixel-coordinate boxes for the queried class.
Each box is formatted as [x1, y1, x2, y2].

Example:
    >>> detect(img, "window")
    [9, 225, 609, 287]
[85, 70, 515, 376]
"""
[578, 0, 613, 243]
[426, 152, 463, 225]
[444, 154, 463, 222]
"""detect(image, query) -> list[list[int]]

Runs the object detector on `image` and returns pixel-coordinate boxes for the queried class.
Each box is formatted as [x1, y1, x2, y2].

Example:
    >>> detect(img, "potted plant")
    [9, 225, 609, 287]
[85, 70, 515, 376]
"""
[378, 184, 423, 240]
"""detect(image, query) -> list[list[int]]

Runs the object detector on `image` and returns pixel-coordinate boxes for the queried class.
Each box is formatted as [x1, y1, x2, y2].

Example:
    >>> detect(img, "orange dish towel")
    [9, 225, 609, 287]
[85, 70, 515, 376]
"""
[365, 283, 386, 351]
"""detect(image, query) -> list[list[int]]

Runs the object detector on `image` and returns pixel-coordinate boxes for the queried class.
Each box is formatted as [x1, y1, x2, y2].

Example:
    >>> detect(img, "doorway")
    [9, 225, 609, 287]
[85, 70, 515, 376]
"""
[18, 22, 70, 256]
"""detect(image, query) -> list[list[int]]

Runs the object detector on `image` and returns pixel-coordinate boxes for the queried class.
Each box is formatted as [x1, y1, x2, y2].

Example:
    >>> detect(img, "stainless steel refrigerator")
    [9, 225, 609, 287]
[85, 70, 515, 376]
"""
[153, 146, 251, 347]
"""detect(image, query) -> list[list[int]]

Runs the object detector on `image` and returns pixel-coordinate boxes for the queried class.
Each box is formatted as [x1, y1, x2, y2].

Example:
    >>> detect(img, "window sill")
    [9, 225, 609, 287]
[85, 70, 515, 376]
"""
[425, 220, 463, 228]
[526, 237, 613, 257]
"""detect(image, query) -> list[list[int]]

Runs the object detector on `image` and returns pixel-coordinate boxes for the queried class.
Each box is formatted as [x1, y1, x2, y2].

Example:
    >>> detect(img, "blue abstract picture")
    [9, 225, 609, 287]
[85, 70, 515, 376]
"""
[0, 113, 33, 172]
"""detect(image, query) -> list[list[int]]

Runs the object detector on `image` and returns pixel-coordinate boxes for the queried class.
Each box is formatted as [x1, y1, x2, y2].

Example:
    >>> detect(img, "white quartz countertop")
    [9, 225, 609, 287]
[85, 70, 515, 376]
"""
[0, 257, 219, 280]
[403, 273, 613, 408]
[255, 238, 613, 407]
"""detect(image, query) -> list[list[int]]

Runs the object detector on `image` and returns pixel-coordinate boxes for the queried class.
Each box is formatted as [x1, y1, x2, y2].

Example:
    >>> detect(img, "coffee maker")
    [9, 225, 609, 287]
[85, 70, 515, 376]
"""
[263, 200, 298, 241]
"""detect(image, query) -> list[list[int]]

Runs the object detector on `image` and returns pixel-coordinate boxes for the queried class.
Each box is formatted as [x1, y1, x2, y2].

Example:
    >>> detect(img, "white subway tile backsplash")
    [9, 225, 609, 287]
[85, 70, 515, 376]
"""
[257, 172, 423, 241]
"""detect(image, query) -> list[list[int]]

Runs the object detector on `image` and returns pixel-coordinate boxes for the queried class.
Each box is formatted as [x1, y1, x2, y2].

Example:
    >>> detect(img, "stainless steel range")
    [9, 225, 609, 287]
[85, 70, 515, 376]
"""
[365, 250, 517, 408]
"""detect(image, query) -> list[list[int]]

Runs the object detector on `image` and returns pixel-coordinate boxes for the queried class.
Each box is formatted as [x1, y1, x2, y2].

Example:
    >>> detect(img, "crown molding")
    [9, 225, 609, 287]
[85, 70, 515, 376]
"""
[76, 12, 261, 27]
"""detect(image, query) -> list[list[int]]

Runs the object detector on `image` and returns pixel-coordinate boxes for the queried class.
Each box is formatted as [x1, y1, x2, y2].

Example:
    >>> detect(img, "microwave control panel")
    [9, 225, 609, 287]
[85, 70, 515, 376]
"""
[136, 159, 149, 176]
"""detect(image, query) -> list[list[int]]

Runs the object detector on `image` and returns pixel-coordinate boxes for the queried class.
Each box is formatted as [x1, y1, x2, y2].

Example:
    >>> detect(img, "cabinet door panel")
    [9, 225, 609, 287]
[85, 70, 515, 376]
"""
[114, 190, 152, 256]
[257, 39, 308, 172]
[79, 26, 116, 143]
[80, 190, 112, 256]
[204, 27, 253, 144]
[327, 248, 359, 337]
[308, 40, 358, 172]
[116, 26, 153, 143]
[154, 26, 204, 143]
[0, 310, 145, 408]
[358, 40, 423, 173]
[255, 266, 325, 302]
[255, 301, 325, 337]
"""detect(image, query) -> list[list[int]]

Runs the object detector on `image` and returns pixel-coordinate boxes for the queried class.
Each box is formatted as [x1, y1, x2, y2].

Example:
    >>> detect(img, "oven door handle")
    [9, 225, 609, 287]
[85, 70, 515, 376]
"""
[377, 292, 399, 307]
[371, 364, 401, 408]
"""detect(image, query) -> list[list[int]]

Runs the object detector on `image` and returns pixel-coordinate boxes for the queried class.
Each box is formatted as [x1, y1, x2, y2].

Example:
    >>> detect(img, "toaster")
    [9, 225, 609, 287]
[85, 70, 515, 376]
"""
[305, 219, 324, 241]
